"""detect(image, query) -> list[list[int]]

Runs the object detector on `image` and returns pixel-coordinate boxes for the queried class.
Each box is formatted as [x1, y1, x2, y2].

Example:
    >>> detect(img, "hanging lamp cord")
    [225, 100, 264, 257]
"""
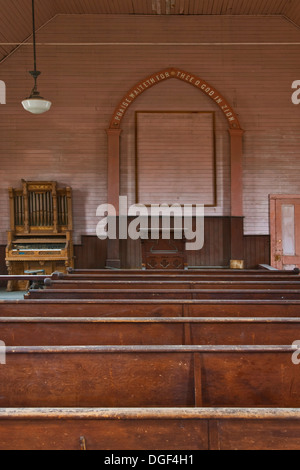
[32, 0, 37, 74]
[29, 0, 41, 93]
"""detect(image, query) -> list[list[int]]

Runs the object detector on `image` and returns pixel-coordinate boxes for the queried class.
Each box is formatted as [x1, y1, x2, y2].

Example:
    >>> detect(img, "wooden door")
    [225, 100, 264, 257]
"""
[270, 195, 300, 270]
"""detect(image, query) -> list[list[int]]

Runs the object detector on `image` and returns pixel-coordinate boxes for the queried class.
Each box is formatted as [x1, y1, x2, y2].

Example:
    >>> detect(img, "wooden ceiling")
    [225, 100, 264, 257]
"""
[55, 0, 300, 17]
[0, 0, 300, 62]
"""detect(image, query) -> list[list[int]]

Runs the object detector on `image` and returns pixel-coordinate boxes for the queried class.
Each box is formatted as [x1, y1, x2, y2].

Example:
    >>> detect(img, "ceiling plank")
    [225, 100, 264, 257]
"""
[1, 0, 299, 62]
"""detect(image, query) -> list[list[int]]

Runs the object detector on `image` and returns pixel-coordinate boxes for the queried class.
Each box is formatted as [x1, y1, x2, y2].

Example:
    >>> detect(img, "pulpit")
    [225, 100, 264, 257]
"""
[141, 229, 187, 270]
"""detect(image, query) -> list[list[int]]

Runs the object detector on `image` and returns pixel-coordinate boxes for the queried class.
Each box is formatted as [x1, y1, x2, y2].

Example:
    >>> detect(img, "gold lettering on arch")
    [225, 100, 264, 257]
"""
[110, 68, 241, 130]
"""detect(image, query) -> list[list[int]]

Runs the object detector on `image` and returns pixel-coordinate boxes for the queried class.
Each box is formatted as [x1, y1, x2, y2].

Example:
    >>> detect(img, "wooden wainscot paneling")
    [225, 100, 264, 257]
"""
[186, 217, 231, 268]
[120, 216, 232, 269]
[243, 235, 270, 269]
[74, 236, 107, 270]
[81, 219, 270, 270]
[6, 230, 270, 273]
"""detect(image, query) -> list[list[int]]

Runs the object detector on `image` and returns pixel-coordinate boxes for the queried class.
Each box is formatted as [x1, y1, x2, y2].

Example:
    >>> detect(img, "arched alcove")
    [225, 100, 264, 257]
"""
[106, 68, 244, 268]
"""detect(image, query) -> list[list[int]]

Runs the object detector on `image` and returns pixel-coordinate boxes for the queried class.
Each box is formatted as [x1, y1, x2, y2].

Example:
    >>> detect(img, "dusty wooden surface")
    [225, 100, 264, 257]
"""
[67, 268, 299, 275]
[1, 268, 300, 449]
[45, 279, 300, 290]
[0, 408, 300, 450]
[26, 288, 300, 301]
[0, 346, 298, 408]
[1, 316, 300, 346]
[1, 299, 300, 317]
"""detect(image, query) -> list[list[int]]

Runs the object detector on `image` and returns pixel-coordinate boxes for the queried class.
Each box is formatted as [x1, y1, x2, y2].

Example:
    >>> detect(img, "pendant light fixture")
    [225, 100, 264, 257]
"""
[22, 0, 52, 114]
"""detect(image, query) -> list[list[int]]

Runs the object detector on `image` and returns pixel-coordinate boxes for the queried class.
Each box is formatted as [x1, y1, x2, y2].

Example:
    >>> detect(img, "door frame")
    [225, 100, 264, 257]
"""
[270, 194, 300, 269]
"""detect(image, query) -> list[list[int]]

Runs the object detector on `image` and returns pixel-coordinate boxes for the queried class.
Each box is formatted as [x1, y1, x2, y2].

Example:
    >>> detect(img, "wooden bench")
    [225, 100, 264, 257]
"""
[25, 288, 300, 300]
[1, 317, 300, 346]
[1, 299, 300, 317]
[67, 268, 300, 275]
[57, 273, 300, 282]
[0, 345, 298, 408]
[0, 408, 300, 450]
[1, 268, 299, 451]
[45, 279, 300, 290]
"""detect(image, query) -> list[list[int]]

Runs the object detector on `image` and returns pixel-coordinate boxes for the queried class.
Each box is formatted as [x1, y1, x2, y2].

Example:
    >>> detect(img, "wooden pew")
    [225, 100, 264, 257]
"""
[1, 268, 298, 287]
[57, 273, 300, 282]
[25, 288, 300, 300]
[1, 317, 300, 346]
[57, 273, 300, 283]
[1, 299, 300, 317]
[45, 279, 300, 290]
[1, 267, 299, 451]
[4, 272, 300, 285]
[0, 345, 298, 408]
[1, 408, 300, 450]
[67, 268, 300, 275]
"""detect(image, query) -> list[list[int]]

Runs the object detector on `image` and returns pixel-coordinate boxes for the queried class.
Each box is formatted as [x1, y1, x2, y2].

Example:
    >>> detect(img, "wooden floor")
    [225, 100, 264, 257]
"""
[0, 267, 300, 450]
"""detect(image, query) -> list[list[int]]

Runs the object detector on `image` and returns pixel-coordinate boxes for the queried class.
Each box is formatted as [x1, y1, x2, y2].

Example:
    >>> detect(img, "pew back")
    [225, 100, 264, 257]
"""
[1, 317, 300, 346]
[0, 346, 298, 408]
[45, 279, 300, 290]
[1, 299, 300, 317]
[26, 288, 300, 300]
[1, 408, 300, 450]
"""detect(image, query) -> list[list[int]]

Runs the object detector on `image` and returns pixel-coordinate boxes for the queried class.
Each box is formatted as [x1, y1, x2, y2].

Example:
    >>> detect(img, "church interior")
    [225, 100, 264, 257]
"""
[0, 0, 300, 451]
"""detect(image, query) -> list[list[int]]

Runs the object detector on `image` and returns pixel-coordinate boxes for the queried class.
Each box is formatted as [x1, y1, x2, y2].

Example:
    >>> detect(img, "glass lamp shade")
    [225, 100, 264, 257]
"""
[22, 96, 52, 114]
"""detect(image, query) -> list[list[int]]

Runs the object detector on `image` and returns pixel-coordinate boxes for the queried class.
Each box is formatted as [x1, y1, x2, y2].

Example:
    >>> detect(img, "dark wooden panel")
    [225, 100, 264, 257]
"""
[1, 408, 300, 451]
[0, 232, 272, 280]
[0, 413, 208, 451]
[1, 299, 300, 318]
[120, 219, 270, 269]
[45, 280, 300, 290]
[26, 288, 300, 300]
[1, 409, 300, 451]
[74, 236, 107, 269]
[99, 217, 232, 269]
[218, 419, 300, 450]
[120, 237, 142, 269]
[244, 235, 270, 269]
[1, 317, 300, 347]
[0, 246, 7, 287]
[0, 346, 298, 408]
[186, 217, 231, 268]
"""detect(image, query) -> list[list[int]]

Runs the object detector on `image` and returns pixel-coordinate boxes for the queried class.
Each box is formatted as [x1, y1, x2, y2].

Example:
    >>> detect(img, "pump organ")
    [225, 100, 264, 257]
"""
[6, 181, 74, 290]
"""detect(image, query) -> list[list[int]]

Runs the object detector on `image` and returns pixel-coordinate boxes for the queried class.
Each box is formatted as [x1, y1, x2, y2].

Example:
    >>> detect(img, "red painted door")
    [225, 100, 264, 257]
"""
[270, 195, 300, 270]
